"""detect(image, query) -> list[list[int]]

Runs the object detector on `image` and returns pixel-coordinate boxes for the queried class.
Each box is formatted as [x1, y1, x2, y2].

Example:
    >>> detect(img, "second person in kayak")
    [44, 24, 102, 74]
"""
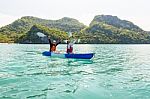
[66, 39, 76, 54]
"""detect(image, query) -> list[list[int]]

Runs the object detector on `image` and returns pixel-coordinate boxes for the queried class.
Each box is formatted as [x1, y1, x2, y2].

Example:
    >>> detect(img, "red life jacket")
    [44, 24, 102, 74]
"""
[67, 46, 73, 53]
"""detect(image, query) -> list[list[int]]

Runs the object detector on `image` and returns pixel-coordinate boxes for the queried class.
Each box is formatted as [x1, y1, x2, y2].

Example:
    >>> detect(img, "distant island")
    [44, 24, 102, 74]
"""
[0, 15, 150, 44]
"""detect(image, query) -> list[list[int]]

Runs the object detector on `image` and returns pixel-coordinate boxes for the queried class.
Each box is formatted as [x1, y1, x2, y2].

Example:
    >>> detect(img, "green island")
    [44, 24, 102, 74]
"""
[0, 15, 150, 44]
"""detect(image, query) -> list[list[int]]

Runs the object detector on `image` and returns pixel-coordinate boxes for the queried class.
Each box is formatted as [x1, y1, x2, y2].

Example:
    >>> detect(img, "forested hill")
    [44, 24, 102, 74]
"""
[90, 15, 143, 32]
[0, 15, 150, 44]
[83, 15, 150, 44]
[0, 16, 86, 43]
[17, 24, 68, 44]
[0, 16, 86, 34]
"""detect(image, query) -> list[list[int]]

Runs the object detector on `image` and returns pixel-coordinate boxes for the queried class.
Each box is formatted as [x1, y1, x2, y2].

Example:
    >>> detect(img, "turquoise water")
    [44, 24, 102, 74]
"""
[0, 44, 150, 99]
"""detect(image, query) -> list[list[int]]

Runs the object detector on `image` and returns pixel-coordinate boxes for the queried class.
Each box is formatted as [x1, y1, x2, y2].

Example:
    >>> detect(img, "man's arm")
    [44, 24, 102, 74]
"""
[48, 39, 51, 44]
[47, 36, 52, 45]
[47, 36, 52, 52]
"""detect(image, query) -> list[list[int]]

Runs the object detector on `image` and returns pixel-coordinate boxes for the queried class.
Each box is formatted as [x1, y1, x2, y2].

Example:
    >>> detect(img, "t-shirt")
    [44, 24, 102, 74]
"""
[67, 39, 76, 49]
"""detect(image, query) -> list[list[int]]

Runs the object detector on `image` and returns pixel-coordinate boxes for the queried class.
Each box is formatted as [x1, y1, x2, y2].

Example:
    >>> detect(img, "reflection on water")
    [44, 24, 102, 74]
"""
[1, 44, 150, 99]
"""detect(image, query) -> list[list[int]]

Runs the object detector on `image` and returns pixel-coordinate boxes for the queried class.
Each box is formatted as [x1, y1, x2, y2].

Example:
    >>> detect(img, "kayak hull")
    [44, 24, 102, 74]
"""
[42, 51, 94, 59]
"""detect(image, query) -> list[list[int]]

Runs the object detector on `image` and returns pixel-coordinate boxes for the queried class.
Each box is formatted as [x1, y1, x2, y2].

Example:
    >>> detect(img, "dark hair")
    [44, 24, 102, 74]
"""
[67, 40, 70, 44]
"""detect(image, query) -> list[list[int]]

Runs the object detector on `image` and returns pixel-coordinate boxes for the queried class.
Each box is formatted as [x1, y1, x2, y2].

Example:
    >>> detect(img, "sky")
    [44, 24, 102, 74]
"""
[0, 0, 149, 31]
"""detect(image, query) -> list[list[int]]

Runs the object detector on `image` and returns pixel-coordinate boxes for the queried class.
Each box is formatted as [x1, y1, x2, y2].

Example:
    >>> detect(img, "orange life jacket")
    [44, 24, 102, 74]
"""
[51, 44, 56, 52]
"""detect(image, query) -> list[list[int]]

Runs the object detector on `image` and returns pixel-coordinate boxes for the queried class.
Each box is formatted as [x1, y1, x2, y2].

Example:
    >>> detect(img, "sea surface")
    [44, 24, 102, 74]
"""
[0, 44, 150, 99]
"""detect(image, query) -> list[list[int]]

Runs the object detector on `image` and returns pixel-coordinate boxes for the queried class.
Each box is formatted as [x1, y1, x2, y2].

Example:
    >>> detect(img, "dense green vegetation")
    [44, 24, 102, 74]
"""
[81, 15, 150, 44]
[0, 15, 150, 44]
[91, 15, 143, 32]
[0, 16, 85, 43]
[17, 24, 69, 44]
[0, 16, 85, 34]
[0, 33, 10, 43]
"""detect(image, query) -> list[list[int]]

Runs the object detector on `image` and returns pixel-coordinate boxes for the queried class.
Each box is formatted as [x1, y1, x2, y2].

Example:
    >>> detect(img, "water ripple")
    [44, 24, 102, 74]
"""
[1, 44, 150, 99]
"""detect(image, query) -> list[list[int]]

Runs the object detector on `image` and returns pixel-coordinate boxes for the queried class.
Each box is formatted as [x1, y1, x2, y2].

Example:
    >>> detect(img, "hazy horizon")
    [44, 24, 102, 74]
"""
[0, 0, 149, 31]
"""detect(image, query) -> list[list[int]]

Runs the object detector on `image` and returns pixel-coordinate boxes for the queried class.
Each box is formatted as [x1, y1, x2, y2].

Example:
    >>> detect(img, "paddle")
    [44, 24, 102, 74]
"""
[36, 32, 47, 37]
[36, 32, 68, 44]
[77, 39, 80, 43]
[36, 32, 81, 43]
[67, 32, 81, 43]
[68, 32, 72, 38]
[63, 40, 68, 43]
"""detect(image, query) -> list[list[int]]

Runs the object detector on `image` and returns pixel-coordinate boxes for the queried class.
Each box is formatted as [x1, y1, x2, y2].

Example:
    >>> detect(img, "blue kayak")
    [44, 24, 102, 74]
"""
[42, 51, 94, 59]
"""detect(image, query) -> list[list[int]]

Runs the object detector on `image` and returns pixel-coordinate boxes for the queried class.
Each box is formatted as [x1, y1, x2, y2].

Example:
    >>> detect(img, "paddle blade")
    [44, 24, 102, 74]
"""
[68, 32, 72, 37]
[63, 40, 68, 43]
[37, 32, 46, 37]
[77, 39, 80, 43]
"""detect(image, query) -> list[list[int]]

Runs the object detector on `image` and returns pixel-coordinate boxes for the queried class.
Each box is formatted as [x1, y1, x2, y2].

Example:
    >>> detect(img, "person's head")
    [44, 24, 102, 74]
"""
[67, 40, 70, 44]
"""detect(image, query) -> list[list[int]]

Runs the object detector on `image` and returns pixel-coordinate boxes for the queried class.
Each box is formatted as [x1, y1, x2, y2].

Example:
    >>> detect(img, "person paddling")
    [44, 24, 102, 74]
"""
[66, 39, 76, 54]
[66, 32, 77, 54]
[48, 37, 61, 52]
